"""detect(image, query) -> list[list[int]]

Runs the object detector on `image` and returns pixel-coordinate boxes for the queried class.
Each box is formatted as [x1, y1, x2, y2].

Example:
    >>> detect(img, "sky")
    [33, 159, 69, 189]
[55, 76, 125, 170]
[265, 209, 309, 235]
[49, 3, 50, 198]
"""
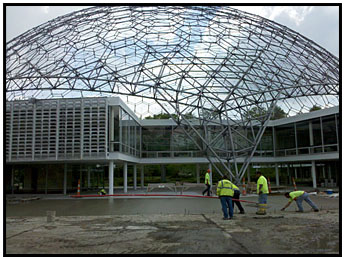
[5, 5, 340, 57]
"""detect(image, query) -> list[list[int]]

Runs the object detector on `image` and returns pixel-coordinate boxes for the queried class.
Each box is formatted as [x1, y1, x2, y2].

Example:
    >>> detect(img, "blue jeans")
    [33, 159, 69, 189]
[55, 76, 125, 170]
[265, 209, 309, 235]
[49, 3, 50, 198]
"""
[220, 196, 233, 219]
[258, 193, 268, 204]
[296, 192, 318, 212]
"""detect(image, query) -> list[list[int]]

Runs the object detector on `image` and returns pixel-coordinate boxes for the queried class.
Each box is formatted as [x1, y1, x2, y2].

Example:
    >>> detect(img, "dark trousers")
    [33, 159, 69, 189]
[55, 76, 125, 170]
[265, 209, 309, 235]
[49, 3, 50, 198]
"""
[232, 190, 244, 212]
[202, 184, 211, 196]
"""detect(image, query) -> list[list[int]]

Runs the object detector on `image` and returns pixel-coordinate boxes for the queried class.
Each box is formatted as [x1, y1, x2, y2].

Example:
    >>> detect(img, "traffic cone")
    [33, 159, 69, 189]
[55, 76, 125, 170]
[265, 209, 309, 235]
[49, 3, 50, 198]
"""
[77, 179, 81, 196]
[242, 177, 247, 196]
[292, 177, 297, 191]
[267, 177, 272, 194]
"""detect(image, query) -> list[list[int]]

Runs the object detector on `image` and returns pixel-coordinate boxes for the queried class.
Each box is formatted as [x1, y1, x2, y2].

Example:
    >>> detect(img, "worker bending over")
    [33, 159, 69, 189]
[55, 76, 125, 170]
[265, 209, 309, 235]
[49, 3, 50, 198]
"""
[232, 182, 245, 214]
[217, 175, 234, 220]
[281, 191, 319, 212]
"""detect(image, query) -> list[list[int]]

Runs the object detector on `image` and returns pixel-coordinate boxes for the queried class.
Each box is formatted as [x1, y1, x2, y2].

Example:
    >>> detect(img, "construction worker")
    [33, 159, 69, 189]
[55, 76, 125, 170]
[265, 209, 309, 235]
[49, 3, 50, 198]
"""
[256, 171, 269, 215]
[281, 191, 319, 212]
[217, 175, 235, 220]
[232, 182, 245, 214]
[202, 169, 211, 196]
[98, 188, 107, 195]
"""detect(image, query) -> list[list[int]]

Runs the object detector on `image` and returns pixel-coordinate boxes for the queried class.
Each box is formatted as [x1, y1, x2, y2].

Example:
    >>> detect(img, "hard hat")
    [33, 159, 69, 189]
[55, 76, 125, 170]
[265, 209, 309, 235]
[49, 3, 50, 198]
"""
[207, 169, 211, 172]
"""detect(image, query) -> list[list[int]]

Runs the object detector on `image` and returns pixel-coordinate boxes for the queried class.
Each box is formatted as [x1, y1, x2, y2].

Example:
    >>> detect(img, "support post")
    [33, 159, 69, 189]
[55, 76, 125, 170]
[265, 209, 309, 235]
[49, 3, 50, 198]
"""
[294, 167, 297, 179]
[275, 163, 279, 187]
[141, 165, 144, 188]
[87, 166, 91, 190]
[196, 164, 200, 184]
[133, 165, 137, 190]
[161, 164, 166, 182]
[311, 161, 317, 188]
[247, 165, 251, 183]
[63, 164, 67, 195]
[124, 162, 128, 193]
[109, 161, 114, 195]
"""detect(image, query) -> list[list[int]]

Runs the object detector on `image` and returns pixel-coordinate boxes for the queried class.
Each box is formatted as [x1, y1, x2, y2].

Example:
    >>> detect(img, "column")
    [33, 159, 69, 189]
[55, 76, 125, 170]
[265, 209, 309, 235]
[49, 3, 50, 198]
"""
[196, 164, 200, 184]
[124, 162, 128, 193]
[294, 167, 298, 179]
[311, 161, 317, 188]
[133, 165, 137, 190]
[109, 161, 114, 195]
[141, 165, 144, 188]
[322, 166, 326, 179]
[247, 165, 251, 183]
[87, 166, 91, 190]
[209, 163, 212, 186]
[161, 165, 166, 182]
[63, 164, 67, 195]
[275, 163, 279, 187]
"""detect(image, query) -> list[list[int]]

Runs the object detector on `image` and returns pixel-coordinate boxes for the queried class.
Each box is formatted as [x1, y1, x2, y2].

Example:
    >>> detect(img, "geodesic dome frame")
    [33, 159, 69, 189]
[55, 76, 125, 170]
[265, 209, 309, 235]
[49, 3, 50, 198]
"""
[6, 6, 339, 182]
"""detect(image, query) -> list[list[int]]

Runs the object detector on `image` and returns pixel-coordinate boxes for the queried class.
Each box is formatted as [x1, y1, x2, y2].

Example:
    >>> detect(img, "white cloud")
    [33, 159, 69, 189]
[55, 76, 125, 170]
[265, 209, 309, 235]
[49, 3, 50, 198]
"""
[40, 6, 50, 14]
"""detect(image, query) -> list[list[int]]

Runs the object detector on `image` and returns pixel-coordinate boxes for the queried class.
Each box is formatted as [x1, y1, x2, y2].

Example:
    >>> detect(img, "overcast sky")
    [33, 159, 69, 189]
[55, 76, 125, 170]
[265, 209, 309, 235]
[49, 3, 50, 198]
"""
[5, 5, 339, 57]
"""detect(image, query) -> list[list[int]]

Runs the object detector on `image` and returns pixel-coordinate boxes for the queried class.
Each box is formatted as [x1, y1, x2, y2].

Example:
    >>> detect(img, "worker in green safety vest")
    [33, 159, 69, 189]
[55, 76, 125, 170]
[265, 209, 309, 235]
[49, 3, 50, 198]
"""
[217, 175, 235, 220]
[202, 169, 211, 196]
[98, 189, 107, 195]
[256, 171, 269, 215]
[281, 191, 319, 212]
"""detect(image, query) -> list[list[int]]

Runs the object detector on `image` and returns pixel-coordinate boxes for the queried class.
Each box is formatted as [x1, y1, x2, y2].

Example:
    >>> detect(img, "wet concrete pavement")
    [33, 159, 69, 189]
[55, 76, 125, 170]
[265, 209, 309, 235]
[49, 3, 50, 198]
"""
[5, 192, 340, 255]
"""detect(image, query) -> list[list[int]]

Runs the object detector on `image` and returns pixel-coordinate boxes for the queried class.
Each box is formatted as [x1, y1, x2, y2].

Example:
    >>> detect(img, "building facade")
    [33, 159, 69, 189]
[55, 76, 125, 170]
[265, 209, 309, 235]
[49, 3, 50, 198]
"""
[5, 97, 339, 194]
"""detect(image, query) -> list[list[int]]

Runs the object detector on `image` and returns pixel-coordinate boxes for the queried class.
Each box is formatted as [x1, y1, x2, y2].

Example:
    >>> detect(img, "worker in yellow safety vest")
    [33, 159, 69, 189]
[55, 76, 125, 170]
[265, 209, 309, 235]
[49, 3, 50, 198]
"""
[202, 169, 211, 196]
[281, 191, 319, 212]
[256, 171, 269, 215]
[217, 175, 235, 220]
[98, 189, 107, 195]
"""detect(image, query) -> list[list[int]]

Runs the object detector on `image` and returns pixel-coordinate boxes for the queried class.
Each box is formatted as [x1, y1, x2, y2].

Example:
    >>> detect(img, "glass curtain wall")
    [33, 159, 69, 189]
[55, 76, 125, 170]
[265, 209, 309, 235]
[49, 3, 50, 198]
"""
[322, 115, 337, 152]
[109, 107, 140, 157]
[275, 123, 296, 156]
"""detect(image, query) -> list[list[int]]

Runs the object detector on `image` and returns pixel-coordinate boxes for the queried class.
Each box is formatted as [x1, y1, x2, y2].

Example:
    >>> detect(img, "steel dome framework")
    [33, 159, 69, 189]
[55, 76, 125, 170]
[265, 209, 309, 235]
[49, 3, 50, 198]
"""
[6, 6, 339, 182]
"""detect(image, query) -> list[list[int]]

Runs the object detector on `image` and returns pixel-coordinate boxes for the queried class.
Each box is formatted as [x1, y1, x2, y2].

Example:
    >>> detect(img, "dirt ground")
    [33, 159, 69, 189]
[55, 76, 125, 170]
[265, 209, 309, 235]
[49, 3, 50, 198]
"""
[5, 195, 340, 255]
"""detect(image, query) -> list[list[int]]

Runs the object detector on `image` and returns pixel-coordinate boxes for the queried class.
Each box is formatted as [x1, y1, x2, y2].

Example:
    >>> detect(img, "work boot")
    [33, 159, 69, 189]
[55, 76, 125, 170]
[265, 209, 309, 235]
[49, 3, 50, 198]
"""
[240, 211, 245, 214]
[314, 209, 319, 212]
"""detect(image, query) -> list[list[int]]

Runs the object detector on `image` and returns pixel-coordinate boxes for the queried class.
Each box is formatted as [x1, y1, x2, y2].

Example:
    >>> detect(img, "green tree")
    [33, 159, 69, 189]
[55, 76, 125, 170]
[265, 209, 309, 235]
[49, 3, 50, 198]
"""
[309, 105, 322, 112]
[145, 113, 178, 120]
[271, 106, 287, 120]
[244, 106, 267, 120]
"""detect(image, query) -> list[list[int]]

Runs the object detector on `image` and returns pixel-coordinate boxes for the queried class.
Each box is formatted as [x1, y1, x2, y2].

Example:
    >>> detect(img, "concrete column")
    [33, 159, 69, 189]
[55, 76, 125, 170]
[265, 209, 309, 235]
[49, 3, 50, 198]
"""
[161, 165, 166, 182]
[311, 161, 317, 188]
[247, 165, 251, 183]
[275, 163, 279, 187]
[133, 165, 137, 190]
[196, 164, 200, 184]
[208, 163, 212, 186]
[294, 167, 298, 179]
[63, 164, 67, 195]
[87, 166, 91, 189]
[322, 166, 326, 179]
[124, 162, 128, 193]
[328, 165, 332, 180]
[141, 165, 144, 188]
[109, 161, 114, 195]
